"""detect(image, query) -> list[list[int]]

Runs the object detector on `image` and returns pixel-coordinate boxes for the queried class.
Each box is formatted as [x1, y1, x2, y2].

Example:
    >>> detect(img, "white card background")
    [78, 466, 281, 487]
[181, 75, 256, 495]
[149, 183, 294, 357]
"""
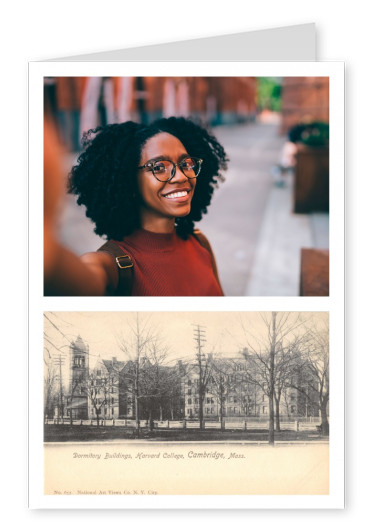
[29, 59, 344, 510]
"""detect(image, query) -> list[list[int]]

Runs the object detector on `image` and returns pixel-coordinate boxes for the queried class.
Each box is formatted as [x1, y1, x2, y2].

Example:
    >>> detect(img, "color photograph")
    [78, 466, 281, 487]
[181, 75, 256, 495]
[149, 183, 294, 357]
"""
[43, 75, 330, 296]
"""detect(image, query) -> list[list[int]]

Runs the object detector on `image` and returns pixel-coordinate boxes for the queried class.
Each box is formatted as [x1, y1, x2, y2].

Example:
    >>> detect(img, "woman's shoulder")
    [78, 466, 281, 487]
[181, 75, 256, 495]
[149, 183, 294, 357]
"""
[191, 228, 213, 254]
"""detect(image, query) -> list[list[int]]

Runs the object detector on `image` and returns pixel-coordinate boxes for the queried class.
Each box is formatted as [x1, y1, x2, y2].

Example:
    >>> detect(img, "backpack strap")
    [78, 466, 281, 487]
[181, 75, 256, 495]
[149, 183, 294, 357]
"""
[193, 229, 223, 294]
[97, 231, 222, 296]
[97, 241, 133, 296]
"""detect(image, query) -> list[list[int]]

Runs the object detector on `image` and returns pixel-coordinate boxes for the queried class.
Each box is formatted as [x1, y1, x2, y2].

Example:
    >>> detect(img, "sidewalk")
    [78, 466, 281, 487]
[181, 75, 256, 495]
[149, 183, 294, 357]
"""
[200, 121, 329, 296]
[245, 174, 329, 296]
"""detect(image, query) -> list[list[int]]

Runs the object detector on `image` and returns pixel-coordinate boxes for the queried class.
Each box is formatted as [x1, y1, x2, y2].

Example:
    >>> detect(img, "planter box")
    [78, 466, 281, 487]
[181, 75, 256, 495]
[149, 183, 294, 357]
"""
[294, 143, 329, 213]
[300, 248, 329, 296]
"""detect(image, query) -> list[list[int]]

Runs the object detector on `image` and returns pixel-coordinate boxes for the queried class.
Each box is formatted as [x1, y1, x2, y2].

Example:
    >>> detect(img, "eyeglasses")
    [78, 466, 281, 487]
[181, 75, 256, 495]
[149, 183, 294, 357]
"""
[138, 156, 203, 182]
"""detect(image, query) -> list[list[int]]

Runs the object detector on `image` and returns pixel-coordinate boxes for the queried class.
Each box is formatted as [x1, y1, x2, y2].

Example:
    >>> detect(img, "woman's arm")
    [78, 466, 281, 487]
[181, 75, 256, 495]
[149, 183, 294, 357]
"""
[44, 117, 118, 296]
[44, 231, 118, 295]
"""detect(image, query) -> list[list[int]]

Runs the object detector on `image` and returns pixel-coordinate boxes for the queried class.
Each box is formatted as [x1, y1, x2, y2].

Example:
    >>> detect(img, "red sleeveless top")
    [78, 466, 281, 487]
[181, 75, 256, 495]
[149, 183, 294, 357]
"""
[114, 229, 223, 296]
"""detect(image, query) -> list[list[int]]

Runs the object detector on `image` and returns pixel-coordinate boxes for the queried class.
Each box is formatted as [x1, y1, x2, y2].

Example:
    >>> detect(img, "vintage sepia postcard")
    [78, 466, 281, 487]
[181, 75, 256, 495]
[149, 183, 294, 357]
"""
[36, 310, 341, 508]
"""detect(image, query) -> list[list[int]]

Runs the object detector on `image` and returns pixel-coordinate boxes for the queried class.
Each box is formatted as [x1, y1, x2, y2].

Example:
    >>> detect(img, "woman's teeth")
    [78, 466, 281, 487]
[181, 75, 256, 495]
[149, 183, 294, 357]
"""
[164, 191, 188, 199]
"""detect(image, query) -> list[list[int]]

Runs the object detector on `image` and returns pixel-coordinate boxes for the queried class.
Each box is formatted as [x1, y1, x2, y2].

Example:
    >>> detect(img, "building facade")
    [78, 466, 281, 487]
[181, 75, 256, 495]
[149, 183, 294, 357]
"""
[280, 77, 330, 135]
[66, 335, 89, 420]
[66, 338, 321, 422]
[181, 353, 320, 420]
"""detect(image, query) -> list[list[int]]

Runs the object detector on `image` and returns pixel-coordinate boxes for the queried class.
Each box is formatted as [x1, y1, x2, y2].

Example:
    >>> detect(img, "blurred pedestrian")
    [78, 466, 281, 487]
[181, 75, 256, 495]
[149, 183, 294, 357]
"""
[55, 77, 83, 152]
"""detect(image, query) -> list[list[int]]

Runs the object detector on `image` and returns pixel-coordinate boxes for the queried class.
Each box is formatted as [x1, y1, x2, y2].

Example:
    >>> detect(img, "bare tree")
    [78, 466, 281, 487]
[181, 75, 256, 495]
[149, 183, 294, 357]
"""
[116, 314, 177, 433]
[137, 337, 174, 429]
[240, 312, 307, 445]
[116, 314, 154, 434]
[290, 319, 329, 435]
[85, 362, 121, 426]
[162, 364, 184, 420]
[273, 338, 309, 431]
[44, 348, 59, 418]
[209, 358, 236, 429]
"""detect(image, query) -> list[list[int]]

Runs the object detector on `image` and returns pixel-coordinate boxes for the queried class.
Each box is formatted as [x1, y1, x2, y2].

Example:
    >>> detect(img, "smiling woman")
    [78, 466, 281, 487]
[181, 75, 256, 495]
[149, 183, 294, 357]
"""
[44, 117, 228, 296]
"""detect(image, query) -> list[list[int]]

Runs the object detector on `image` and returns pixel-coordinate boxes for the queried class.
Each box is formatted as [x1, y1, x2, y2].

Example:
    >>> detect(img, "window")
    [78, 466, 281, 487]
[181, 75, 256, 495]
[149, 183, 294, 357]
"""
[188, 380, 192, 386]
[74, 356, 83, 367]
[188, 389, 191, 395]
[97, 370, 101, 376]
[188, 398, 192, 405]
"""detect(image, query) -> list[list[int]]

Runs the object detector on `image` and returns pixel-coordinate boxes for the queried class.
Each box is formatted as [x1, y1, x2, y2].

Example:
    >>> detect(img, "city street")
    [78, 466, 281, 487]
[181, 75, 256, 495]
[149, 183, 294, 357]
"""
[59, 120, 329, 296]
[199, 120, 285, 295]
[200, 120, 329, 296]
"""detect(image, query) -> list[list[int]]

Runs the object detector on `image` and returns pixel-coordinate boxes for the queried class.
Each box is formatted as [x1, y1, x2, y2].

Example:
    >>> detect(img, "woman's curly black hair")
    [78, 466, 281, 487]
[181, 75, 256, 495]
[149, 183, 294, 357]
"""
[68, 116, 228, 240]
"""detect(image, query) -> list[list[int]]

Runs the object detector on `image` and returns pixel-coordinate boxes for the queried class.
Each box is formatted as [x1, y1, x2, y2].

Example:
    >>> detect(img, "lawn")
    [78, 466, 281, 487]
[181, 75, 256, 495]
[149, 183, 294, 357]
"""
[44, 424, 326, 443]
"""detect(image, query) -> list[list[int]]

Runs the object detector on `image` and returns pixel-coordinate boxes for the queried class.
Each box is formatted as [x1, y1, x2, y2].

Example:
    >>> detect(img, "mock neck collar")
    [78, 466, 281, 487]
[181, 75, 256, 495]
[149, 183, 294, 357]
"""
[122, 228, 178, 251]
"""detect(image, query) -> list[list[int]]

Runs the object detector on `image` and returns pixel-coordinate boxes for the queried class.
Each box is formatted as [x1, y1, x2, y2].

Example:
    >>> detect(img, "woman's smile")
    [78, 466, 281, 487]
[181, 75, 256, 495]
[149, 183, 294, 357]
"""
[137, 132, 196, 231]
[162, 187, 191, 200]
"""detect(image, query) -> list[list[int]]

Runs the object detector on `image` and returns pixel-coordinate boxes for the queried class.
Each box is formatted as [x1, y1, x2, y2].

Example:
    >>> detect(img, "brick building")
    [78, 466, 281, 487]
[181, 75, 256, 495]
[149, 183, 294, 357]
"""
[181, 353, 320, 421]
[280, 77, 329, 135]
[66, 339, 321, 422]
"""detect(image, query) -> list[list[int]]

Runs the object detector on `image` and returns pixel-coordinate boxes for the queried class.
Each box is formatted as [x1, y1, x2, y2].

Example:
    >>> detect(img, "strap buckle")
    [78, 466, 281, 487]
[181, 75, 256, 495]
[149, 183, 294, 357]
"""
[115, 255, 133, 269]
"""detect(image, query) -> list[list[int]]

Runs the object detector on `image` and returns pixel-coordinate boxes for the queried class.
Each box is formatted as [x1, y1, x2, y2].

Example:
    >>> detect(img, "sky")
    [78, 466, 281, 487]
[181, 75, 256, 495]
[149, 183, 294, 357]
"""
[44, 311, 328, 386]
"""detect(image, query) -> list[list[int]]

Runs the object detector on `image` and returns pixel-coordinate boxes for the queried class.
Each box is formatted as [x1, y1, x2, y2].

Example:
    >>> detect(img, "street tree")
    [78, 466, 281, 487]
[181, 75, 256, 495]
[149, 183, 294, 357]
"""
[137, 337, 177, 429]
[117, 314, 175, 433]
[85, 362, 121, 426]
[44, 347, 59, 418]
[289, 318, 330, 435]
[240, 312, 307, 445]
[209, 358, 236, 429]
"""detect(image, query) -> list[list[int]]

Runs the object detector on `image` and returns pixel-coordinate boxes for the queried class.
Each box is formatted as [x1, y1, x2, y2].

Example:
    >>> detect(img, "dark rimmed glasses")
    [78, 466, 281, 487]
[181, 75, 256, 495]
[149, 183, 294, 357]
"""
[138, 156, 203, 182]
